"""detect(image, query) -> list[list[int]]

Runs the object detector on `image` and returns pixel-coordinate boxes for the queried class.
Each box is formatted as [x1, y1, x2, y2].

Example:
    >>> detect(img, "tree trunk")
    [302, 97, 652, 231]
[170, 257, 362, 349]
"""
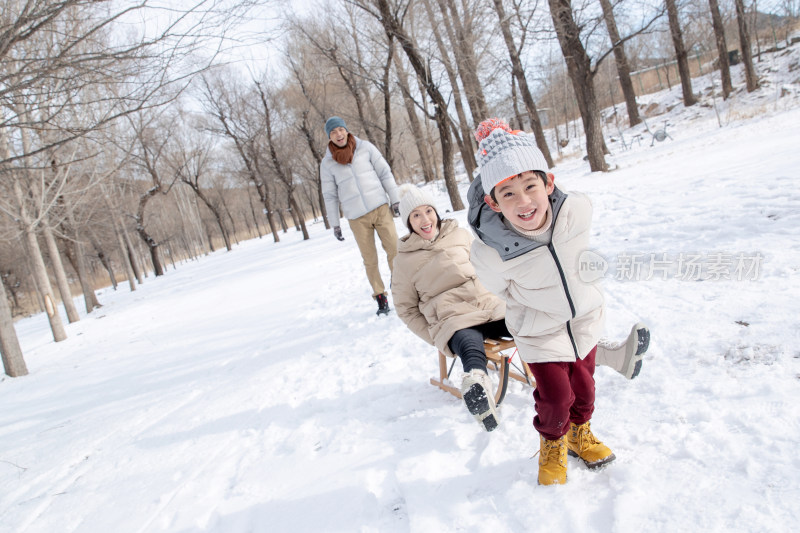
[421, 0, 477, 178]
[247, 191, 265, 237]
[288, 199, 299, 229]
[4, 125, 67, 340]
[220, 197, 239, 245]
[249, 151, 280, 243]
[373, 0, 464, 210]
[121, 220, 144, 284]
[135, 190, 164, 276]
[278, 210, 288, 232]
[102, 188, 143, 285]
[437, 0, 488, 123]
[188, 185, 232, 251]
[392, 52, 437, 183]
[173, 186, 200, 258]
[734, 0, 758, 92]
[599, 0, 641, 126]
[298, 112, 330, 229]
[64, 235, 102, 312]
[204, 85, 280, 244]
[708, 0, 733, 99]
[382, 36, 395, 170]
[491, 0, 554, 167]
[92, 228, 124, 290]
[202, 219, 216, 251]
[24, 227, 67, 341]
[0, 276, 27, 377]
[41, 222, 80, 323]
[511, 77, 525, 131]
[115, 223, 136, 290]
[666, 0, 697, 107]
[259, 186, 280, 241]
[415, 72, 442, 183]
[256, 80, 311, 240]
[303, 184, 319, 221]
[288, 191, 310, 240]
[548, 0, 608, 172]
[331, 48, 379, 147]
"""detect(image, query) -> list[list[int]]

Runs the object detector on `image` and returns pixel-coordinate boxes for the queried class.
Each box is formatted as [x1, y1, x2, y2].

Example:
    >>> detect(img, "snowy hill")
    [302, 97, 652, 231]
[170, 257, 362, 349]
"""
[1, 45, 799, 532]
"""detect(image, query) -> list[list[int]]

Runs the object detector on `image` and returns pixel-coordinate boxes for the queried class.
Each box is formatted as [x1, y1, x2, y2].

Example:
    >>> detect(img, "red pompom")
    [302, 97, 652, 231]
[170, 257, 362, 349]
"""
[474, 118, 512, 142]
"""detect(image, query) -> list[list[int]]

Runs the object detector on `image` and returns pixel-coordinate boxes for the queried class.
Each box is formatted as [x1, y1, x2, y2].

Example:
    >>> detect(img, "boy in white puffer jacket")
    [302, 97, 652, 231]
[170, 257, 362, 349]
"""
[467, 119, 649, 485]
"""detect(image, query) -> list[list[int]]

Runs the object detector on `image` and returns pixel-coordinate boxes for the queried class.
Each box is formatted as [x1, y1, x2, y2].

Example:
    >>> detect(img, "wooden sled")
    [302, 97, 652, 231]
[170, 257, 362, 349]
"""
[430, 338, 536, 406]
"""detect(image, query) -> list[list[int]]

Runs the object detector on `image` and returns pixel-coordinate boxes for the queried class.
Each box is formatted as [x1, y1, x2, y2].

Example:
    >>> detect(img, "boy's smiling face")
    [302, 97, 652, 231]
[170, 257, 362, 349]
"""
[484, 171, 555, 231]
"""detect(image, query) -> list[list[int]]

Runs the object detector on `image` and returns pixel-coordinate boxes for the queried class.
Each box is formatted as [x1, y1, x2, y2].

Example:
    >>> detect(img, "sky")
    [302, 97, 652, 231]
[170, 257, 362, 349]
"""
[1, 41, 799, 533]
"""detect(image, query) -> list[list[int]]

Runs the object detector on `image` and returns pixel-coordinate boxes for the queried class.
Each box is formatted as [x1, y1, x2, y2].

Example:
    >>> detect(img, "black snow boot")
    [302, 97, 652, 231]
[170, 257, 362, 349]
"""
[376, 293, 391, 316]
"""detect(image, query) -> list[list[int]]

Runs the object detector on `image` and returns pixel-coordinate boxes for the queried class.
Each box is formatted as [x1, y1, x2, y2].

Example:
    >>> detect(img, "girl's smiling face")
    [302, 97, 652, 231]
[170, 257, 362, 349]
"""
[409, 205, 439, 240]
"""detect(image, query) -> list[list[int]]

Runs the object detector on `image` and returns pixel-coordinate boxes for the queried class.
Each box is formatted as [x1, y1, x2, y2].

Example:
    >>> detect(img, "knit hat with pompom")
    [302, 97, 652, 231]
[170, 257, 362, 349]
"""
[398, 183, 436, 224]
[474, 118, 549, 194]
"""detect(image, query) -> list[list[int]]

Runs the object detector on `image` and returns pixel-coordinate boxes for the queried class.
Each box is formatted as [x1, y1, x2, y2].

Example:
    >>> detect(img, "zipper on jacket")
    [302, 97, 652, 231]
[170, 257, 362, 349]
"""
[350, 158, 364, 201]
[547, 242, 579, 358]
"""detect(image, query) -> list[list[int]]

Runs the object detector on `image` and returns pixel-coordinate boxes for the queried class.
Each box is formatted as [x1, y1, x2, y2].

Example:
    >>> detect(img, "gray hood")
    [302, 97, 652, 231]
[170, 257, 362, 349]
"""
[466, 174, 568, 262]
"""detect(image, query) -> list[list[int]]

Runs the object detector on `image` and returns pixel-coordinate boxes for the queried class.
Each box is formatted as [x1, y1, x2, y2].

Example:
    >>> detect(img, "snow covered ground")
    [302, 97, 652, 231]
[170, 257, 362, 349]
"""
[2, 46, 800, 532]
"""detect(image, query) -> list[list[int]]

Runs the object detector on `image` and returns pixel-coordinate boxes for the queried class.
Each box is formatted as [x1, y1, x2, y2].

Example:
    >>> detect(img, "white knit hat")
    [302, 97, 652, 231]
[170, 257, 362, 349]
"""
[476, 120, 549, 194]
[398, 183, 436, 224]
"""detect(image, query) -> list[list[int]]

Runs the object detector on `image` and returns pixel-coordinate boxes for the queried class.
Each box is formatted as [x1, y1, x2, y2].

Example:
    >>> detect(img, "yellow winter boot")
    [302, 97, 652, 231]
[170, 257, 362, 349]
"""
[566, 421, 616, 469]
[537, 435, 567, 485]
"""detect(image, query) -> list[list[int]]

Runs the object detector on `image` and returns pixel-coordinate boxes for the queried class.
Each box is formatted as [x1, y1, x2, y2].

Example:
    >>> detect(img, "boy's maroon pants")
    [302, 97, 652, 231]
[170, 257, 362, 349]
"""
[526, 346, 597, 441]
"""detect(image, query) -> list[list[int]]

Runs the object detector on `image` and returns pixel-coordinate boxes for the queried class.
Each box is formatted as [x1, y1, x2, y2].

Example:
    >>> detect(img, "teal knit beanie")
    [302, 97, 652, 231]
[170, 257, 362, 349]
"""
[325, 117, 347, 137]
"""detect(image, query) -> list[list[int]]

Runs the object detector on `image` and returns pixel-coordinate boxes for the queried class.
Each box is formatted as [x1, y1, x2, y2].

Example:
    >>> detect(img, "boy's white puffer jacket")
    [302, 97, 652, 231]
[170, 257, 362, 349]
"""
[468, 182, 604, 364]
[391, 219, 506, 358]
[320, 136, 400, 227]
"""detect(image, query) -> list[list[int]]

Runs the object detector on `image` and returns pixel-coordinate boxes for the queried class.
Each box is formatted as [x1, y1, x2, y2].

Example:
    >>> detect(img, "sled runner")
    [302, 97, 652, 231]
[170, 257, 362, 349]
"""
[430, 338, 535, 406]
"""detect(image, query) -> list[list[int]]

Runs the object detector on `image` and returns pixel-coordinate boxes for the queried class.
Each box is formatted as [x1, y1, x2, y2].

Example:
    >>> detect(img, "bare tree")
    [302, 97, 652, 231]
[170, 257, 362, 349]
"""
[708, 0, 733, 99]
[60, 225, 102, 313]
[101, 182, 143, 288]
[289, 13, 382, 147]
[0, 275, 27, 376]
[128, 112, 183, 276]
[200, 71, 281, 242]
[0, 0, 253, 359]
[172, 126, 233, 251]
[547, 0, 610, 171]
[666, 0, 697, 107]
[418, 0, 477, 179]
[734, 0, 759, 91]
[283, 49, 331, 228]
[356, 0, 464, 211]
[490, 0, 554, 166]
[254, 80, 309, 240]
[598, 0, 642, 126]
[392, 49, 437, 183]
[435, 0, 489, 124]
[0, 114, 68, 341]
[41, 219, 80, 323]
[298, 112, 330, 226]
[1, 1, 243, 168]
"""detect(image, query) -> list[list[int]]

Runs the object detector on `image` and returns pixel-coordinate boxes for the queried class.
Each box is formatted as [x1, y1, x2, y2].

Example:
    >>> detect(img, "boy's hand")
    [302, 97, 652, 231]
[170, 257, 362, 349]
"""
[391, 202, 400, 217]
[333, 226, 345, 241]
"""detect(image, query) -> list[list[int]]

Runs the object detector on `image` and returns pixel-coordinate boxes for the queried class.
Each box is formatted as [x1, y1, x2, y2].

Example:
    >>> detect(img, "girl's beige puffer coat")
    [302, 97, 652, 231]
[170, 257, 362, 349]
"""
[391, 218, 505, 357]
